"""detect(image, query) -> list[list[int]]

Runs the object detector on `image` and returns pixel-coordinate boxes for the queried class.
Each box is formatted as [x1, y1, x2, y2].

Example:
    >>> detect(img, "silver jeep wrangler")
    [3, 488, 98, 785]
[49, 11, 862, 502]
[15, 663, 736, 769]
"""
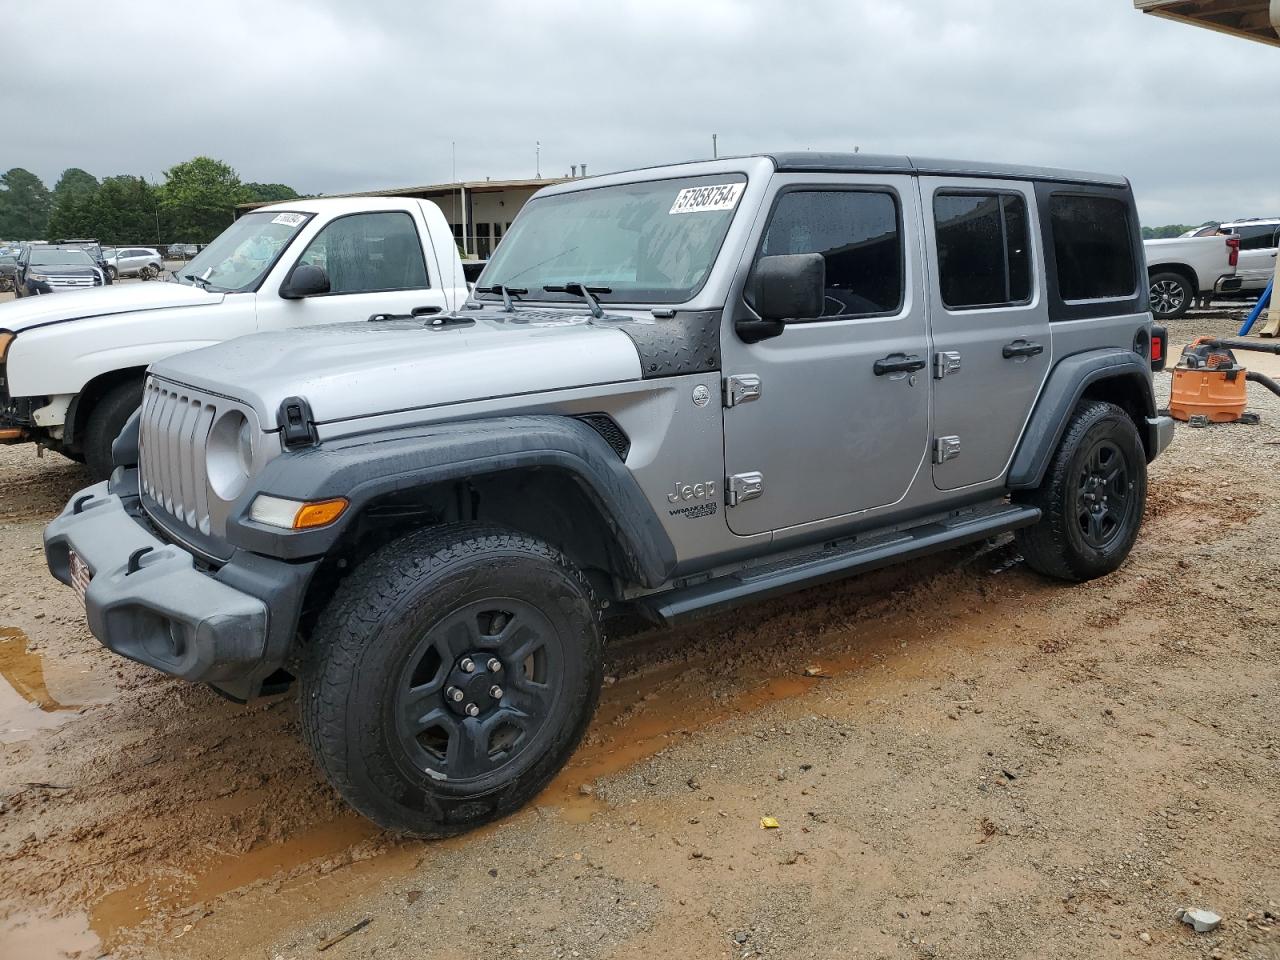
[45, 154, 1173, 836]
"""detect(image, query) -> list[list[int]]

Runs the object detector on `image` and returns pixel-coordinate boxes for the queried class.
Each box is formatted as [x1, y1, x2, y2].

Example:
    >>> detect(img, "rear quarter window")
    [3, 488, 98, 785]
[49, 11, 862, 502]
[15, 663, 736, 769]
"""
[1048, 194, 1136, 301]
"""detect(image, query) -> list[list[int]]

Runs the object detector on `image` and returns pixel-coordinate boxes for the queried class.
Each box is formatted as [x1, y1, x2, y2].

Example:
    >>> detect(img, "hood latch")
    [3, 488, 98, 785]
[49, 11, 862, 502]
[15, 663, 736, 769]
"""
[277, 396, 317, 448]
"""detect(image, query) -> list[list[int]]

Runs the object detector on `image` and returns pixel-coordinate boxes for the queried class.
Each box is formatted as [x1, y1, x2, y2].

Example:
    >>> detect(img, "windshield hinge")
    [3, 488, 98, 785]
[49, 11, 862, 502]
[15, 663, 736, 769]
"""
[277, 396, 317, 448]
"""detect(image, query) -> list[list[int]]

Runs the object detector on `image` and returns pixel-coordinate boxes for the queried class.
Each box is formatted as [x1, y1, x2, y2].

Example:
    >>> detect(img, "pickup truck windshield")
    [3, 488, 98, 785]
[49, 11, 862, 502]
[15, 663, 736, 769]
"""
[175, 210, 313, 293]
[478, 174, 748, 304]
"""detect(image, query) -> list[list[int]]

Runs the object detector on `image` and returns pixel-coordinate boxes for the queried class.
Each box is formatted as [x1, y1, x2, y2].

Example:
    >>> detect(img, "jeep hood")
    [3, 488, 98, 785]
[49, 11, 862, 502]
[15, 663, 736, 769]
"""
[0, 281, 224, 333]
[152, 310, 645, 427]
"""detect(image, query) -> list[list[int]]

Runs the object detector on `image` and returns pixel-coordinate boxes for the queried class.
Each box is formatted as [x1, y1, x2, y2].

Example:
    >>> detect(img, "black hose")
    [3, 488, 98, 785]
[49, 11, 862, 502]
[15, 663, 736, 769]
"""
[1210, 338, 1280, 355]
[1246, 370, 1280, 398]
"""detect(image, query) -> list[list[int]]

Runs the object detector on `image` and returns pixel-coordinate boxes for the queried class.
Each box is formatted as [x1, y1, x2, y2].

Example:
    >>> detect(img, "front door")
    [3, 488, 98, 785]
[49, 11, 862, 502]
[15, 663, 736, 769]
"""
[258, 209, 447, 331]
[922, 179, 1050, 490]
[721, 175, 931, 536]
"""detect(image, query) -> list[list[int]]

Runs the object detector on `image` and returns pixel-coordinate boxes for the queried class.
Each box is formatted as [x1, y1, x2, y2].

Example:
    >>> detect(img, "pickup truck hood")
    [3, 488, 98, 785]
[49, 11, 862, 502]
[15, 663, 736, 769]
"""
[152, 308, 645, 427]
[0, 281, 225, 333]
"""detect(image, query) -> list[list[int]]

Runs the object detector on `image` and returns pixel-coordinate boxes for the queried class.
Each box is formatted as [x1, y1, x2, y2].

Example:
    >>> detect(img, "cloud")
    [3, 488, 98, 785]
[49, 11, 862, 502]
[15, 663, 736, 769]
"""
[4, 0, 1277, 224]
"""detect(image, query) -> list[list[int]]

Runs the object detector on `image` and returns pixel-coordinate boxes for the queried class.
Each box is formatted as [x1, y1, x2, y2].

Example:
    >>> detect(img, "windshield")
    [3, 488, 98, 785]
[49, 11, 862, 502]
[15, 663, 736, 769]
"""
[478, 174, 748, 304]
[30, 248, 94, 267]
[175, 210, 313, 292]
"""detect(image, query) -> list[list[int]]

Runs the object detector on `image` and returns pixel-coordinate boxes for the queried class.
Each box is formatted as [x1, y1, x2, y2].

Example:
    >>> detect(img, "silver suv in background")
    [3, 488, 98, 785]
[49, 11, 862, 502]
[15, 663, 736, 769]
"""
[106, 247, 164, 280]
[1217, 218, 1279, 293]
[46, 153, 1173, 839]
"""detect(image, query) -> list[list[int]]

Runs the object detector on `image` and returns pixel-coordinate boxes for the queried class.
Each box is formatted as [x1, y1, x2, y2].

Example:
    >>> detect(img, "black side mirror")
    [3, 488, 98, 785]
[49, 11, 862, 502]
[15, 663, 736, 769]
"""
[281, 264, 330, 299]
[738, 253, 825, 344]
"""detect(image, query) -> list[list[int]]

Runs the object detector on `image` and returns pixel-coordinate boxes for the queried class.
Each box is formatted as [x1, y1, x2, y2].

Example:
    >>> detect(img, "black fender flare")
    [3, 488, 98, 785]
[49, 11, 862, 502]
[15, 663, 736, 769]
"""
[225, 415, 678, 588]
[1007, 349, 1155, 491]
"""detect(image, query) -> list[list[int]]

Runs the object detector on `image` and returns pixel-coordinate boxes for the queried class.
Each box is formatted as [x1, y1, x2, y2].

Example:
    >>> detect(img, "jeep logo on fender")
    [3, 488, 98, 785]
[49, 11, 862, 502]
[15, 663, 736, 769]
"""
[668, 480, 718, 503]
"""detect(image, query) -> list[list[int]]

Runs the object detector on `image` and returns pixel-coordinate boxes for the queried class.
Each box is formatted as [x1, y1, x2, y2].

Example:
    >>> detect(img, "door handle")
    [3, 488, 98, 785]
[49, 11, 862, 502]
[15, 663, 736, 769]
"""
[1002, 340, 1044, 360]
[873, 354, 927, 376]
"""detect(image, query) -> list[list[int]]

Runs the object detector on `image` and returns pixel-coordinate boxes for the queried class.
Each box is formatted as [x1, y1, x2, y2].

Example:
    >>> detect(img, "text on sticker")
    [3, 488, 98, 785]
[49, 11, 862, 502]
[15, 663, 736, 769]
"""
[669, 183, 745, 215]
[272, 213, 306, 227]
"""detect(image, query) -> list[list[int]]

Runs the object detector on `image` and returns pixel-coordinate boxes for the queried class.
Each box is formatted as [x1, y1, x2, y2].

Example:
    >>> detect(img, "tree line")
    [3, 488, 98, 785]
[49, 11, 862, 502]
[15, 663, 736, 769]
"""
[1141, 222, 1220, 241]
[0, 157, 302, 246]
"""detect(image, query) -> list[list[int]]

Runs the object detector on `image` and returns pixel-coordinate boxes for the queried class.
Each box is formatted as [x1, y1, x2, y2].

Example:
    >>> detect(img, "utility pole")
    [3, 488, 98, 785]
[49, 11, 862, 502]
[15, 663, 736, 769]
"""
[536, 141, 541, 179]
[712, 133, 718, 159]
[452, 141, 457, 182]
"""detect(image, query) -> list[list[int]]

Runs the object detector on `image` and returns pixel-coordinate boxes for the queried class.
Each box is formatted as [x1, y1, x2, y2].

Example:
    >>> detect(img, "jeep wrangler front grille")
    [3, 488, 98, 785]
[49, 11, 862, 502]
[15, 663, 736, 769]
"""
[139, 380, 217, 534]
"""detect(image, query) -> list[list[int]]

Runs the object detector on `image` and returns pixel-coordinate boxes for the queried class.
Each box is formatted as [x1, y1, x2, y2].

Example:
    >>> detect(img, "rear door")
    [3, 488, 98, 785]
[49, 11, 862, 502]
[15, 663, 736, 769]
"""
[721, 174, 931, 536]
[257, 209, 446, 331]
[923, 179, 1050, 490]
[1234, 222, 1280, 289]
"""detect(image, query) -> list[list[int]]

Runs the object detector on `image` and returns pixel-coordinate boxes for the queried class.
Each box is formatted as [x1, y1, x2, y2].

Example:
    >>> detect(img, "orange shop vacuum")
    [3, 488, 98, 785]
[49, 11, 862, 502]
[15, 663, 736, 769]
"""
[1169, 337, 1280, 426]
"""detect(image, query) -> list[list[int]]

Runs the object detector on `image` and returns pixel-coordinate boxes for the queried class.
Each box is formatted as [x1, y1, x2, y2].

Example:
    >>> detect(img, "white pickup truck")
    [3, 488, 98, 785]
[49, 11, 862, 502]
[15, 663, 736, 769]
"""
[1143, 231, 1241, 320]
[0, 197, 469, 478]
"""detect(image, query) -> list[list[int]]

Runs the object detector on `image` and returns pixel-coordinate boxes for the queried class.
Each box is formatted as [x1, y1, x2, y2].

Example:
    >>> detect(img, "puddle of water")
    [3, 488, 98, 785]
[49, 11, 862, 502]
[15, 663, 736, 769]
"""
[0, 910, 100, 960]
[0, 627, 83, 743]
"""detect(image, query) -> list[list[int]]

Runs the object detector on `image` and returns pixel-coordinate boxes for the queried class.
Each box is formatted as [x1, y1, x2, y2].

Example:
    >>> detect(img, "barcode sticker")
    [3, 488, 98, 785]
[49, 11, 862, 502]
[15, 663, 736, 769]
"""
[669, 183, 745, 215]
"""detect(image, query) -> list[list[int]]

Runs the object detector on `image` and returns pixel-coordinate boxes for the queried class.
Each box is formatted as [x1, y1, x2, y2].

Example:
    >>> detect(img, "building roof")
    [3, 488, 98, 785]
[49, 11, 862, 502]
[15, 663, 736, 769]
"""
[1135, 0, 1280, 48]
[236, 177, 567, 212]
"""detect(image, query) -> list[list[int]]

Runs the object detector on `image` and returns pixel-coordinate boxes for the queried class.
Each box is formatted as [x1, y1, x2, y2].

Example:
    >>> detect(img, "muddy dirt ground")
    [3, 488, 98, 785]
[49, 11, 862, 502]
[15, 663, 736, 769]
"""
[1, 306, 1277, 960]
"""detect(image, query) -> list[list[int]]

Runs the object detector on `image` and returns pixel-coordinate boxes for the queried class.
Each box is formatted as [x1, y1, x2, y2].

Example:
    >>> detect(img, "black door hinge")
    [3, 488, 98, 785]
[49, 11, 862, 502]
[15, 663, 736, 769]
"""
[277, 396, 317, 447]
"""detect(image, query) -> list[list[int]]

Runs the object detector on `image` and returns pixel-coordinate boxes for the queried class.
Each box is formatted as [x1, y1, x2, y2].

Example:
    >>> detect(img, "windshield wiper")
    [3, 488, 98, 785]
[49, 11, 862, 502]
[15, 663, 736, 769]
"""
[184, 272, 211, 290]
[543, 282, 612, 319]
[474, 284, 528, 312]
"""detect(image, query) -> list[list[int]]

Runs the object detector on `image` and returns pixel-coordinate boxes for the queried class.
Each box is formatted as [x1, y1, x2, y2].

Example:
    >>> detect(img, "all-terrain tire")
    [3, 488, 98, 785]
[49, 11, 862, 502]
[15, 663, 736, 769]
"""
[1148, 270, 1193, 320]
[1014, 400, 1147, 582]
[83, 379, 144, 481]
[300, 524, 602, 837]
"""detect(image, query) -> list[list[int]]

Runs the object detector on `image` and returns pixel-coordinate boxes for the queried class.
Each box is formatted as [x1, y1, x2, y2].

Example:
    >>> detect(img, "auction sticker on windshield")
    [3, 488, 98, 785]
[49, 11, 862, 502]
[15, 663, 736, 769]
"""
[272, 213, 307, 227]
[669, 183, 745, 215]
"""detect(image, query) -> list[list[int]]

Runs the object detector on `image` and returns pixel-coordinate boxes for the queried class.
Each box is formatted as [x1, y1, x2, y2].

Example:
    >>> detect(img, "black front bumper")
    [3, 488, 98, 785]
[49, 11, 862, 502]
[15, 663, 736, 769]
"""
[44, 477, 318, 697]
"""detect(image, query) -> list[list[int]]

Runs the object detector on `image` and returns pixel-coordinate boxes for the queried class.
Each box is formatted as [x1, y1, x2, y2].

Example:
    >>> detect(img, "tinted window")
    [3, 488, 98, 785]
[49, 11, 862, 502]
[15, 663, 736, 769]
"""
[1234, 223, 1280, 251]
[934, 193, 1032, 309]
[298, 212, 429, 294]
[758, 190, 902, 318]
[1049, 195, 1136, 301]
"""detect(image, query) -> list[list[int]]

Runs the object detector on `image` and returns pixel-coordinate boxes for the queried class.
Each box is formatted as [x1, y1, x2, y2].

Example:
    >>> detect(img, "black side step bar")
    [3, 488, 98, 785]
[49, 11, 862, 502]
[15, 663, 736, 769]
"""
[637, 503, 1042, 625]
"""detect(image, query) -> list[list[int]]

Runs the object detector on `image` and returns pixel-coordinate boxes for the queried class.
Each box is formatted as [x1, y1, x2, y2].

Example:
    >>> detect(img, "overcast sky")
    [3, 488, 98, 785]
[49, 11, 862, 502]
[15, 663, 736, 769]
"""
[5, 0, 1278, 225]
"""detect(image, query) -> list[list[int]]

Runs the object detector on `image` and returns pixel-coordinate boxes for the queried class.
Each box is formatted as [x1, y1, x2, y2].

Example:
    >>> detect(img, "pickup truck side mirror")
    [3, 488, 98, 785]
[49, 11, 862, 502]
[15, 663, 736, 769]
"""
[281, 264, 330, 300]
[737, 253, 825, 344]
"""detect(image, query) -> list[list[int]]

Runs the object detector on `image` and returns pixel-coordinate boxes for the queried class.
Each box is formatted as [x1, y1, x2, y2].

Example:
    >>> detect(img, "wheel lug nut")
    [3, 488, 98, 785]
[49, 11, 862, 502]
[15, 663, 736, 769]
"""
[447, 686, 464, 702]
[460, 658, 475, 673]
[490, 685, 504, 699]
[465, 703, 480, 717]
[487, 658, 502, 673]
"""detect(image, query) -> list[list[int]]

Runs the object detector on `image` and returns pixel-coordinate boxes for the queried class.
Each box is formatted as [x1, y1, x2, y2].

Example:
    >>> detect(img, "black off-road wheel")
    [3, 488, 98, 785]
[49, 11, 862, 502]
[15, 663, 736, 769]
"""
[1148, 271, 1193, 320]
[83, 379, 144, 481]
[300, 524, 602, 838]
[1014, 400, 1147, 582]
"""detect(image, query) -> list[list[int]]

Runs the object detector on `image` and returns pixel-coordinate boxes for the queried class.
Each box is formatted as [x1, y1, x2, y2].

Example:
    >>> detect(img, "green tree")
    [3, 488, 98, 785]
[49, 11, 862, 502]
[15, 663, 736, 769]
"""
[91, 176, 164, 245]
[243, 182, 300, 204]
[159, 156, 249, 244]
[0, 168, 52, 239]
[46, 167, 101, 239]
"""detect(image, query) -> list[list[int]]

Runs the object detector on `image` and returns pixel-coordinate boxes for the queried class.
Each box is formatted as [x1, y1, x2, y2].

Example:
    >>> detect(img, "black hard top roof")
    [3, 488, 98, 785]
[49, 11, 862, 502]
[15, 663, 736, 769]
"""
[763, 152, 1129, 189]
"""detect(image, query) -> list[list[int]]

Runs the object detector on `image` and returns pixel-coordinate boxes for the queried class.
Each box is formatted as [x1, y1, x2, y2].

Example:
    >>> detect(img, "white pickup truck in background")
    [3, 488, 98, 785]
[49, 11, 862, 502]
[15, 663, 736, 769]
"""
[1143, 231, 1241, 320]
[0, 197, 469, 478]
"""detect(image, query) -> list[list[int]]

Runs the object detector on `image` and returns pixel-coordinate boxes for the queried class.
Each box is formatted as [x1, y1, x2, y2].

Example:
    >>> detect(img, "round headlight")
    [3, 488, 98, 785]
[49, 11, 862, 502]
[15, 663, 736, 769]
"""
[207, 411, 252, 501]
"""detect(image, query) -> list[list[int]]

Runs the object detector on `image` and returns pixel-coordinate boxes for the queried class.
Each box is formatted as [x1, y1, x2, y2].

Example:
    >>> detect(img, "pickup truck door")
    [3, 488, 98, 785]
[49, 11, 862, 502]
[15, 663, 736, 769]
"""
[921, 178, 1051, 491]
[720, 174, 931, 537]
[1235, 223, 1280, 289]
[255, 208, 448, 331]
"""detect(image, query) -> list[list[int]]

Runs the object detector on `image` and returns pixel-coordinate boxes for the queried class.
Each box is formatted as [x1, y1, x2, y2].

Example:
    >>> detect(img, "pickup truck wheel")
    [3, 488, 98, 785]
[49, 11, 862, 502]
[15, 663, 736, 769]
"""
[1014, 400, 1147, 582]
[1148, 271, 1192, 320]
[300, 524, 602, 837]
[105, 265, 117, 280]
[83, 380, 144, 481]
